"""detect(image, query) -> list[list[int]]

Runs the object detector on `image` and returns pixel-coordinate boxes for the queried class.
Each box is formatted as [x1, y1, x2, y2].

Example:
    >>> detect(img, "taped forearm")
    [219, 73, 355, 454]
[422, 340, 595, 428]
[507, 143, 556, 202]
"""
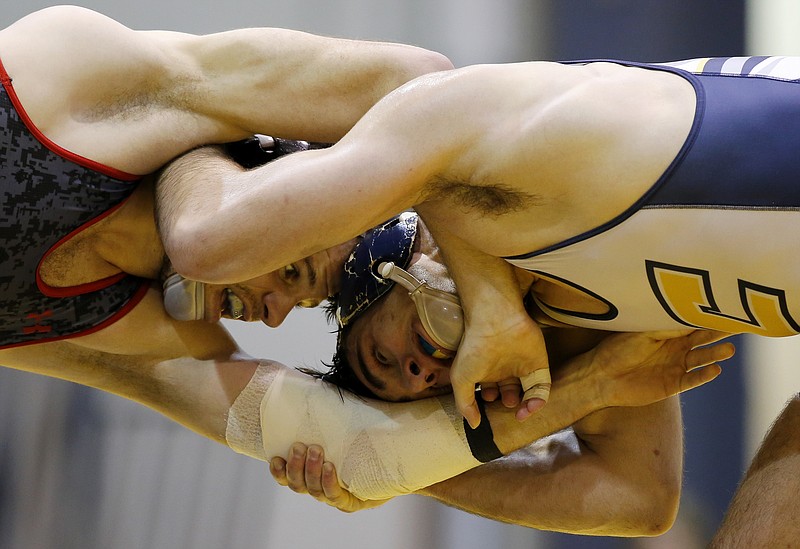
[226, 355, 604, 501]
[226, 363, 491, 501]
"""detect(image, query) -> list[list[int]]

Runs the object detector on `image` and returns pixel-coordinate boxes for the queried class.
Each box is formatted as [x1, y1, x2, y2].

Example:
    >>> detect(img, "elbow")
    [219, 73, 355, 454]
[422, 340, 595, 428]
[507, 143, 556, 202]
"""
[162, 224, 208, 281]
[162, 216, 227, 283]
[408, 49, 454, 76]
[584, 470, 680, 537]
[626, 479, 681, 537]
[157, 151, 250, 283]
[377, 49, 454, 96]
[640, 499, 680, 538]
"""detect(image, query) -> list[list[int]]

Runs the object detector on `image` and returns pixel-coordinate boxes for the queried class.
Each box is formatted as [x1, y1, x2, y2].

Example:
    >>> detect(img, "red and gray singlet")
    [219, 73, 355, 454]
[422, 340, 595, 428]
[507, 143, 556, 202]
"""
[0, 58, 148, 349]
[506, 57, 800, 337]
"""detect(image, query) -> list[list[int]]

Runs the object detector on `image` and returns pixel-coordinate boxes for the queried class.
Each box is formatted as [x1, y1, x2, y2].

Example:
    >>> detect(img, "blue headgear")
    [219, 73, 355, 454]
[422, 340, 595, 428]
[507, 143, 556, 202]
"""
[335, 212, 418, 328]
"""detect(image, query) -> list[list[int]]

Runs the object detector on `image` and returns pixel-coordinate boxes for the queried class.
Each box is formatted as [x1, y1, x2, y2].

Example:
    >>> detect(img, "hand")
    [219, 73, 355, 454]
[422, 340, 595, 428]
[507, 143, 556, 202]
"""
[451, 307, 551, 428]
[588, 330, 735, 408]
[420, 221, 551, 427]
[479, 378, 522, 408]
[269, 443, 391, 513]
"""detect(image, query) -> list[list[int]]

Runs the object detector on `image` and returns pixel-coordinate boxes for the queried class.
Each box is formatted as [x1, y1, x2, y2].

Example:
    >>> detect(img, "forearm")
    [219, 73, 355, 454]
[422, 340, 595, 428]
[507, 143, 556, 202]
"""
[139, 355, 260, 444]
[157, 138, 424, 283]
[226, 345, 604, 501]
[156, 145, 355, 282]
[487, 353, 601, 454]
[419, 398, 683, 536]
[0, 338, 256, 447]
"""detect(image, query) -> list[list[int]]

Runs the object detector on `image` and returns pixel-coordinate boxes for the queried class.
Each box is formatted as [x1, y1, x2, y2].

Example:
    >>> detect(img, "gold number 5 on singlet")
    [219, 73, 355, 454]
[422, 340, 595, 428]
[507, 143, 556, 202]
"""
[647, 261, 800, 336]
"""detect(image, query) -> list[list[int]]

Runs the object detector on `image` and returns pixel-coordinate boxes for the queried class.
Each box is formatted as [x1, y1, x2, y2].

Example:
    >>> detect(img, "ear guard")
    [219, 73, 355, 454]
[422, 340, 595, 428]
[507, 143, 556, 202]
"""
[335, 212, 466, 354]
[335, 212, 419, 328]
[163, 273, 204, 321]
[225, 134, 332, 169]
[378, 261, 464, 352]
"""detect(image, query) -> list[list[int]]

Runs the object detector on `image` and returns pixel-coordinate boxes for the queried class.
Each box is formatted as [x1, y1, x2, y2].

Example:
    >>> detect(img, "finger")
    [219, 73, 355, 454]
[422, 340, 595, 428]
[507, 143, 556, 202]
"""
[516, 397, 546, 421]
[453, 381, 481, 429]
[321, 461, 344, 500]
[286, 442, 309, 493]
[269, 458, 288, 486]
[498, 379, 522, 408]
[480, 382, 500, 402]
[680, 363, 723, 393]
[687, 329, 737, 348]
[520, 368, 552, 403]
[686, 342, 736, 370]
[321, 462, 362, 513]
[305, 445, 325, 498]
[646, 329, 697, 341]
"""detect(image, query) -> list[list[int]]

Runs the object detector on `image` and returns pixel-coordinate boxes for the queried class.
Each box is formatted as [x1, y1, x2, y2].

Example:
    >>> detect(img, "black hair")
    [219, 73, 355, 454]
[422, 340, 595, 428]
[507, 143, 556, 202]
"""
[299, 293, 378, 399]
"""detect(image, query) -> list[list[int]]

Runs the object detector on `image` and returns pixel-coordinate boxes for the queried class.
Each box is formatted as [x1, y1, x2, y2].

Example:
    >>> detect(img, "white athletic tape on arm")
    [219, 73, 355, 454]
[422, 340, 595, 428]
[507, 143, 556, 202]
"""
[225, 362, 279, 459]
[226, 362, 483, 501]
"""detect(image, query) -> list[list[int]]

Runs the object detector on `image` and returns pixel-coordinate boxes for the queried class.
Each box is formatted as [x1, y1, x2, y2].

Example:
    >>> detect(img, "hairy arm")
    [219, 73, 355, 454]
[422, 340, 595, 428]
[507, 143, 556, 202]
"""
[711, 393, 800, 548]
[269, 330, 731, 502]
[155, 70, 470, 283]
[155, 143, 429, 283]
[420, 397, 683, 536]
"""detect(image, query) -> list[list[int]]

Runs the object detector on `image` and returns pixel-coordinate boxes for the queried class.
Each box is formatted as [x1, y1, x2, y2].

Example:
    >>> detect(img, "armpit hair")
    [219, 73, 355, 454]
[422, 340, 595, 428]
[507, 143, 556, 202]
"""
[424, 176, 540, 217]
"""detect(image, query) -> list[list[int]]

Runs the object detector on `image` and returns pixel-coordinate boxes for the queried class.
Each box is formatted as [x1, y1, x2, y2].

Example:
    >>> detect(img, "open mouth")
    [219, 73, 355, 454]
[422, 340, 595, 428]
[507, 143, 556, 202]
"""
[222, 288, 246, 320]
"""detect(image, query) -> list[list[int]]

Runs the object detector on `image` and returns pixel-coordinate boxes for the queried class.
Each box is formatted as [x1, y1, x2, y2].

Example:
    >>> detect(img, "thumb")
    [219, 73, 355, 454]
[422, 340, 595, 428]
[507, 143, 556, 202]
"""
[516, 368, 551, 421]
[453, 380, 481, 429]
[520, 368, 552, 403]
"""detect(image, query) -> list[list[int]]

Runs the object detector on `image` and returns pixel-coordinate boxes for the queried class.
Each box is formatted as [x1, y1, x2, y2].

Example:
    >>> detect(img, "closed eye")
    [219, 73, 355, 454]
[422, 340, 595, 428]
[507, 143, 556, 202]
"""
[281, 264, 299, 282]
[375, 349, 390, 367]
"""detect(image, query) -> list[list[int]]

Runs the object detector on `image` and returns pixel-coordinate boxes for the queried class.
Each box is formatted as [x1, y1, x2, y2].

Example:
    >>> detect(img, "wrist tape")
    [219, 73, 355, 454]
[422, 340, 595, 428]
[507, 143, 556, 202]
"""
[464, 392, 503, 462]
[226, 362, 504, 500]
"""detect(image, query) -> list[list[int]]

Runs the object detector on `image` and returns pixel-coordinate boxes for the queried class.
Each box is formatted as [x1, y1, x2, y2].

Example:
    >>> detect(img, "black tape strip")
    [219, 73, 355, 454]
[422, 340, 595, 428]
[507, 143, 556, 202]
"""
[463, 391, 503, 463]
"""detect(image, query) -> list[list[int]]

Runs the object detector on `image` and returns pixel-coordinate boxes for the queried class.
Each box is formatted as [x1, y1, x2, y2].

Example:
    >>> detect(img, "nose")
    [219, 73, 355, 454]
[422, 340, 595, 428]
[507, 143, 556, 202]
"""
[402, 354, 450, 393]
[262, 292, 294, 327]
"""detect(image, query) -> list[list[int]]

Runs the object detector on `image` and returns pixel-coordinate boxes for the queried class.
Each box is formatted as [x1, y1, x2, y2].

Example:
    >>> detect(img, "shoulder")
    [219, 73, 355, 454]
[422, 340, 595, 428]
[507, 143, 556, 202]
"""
[0, 7, 150, 61]
[0, 7, 198, 97]
[349, 67, 501, 158]
[376, 62, 597, 139]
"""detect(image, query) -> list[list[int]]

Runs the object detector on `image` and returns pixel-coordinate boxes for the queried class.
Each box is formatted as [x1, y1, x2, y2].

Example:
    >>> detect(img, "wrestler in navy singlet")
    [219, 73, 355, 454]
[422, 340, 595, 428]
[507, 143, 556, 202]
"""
[0, 59, 148, 349]
[506, 57, 800, 336]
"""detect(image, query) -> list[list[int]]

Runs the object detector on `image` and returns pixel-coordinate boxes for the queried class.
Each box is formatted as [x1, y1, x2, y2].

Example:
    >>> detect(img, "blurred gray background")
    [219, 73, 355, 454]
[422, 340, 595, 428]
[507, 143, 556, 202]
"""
[1, 1, 799, 548]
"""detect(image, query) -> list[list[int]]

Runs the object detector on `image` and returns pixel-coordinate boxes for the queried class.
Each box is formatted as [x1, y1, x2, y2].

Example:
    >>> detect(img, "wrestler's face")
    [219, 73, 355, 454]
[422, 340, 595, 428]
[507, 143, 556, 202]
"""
[204, 239, 356, 327]
[342, 257, 456, 401]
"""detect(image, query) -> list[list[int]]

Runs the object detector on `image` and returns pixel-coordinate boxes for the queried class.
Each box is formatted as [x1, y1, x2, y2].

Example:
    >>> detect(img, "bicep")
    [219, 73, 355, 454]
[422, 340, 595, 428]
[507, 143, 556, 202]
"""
[0, 7, 177, 106]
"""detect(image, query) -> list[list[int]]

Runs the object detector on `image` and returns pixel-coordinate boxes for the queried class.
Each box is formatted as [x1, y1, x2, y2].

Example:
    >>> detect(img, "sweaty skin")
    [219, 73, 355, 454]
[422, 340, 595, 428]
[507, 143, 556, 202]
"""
[0, 6, 477, 467]
[157, 61, 696, 424]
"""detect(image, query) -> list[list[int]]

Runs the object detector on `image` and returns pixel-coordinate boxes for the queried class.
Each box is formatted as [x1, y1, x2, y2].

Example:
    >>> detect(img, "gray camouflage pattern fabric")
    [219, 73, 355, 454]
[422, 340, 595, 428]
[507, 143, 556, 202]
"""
[0, 79, 146, 348]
